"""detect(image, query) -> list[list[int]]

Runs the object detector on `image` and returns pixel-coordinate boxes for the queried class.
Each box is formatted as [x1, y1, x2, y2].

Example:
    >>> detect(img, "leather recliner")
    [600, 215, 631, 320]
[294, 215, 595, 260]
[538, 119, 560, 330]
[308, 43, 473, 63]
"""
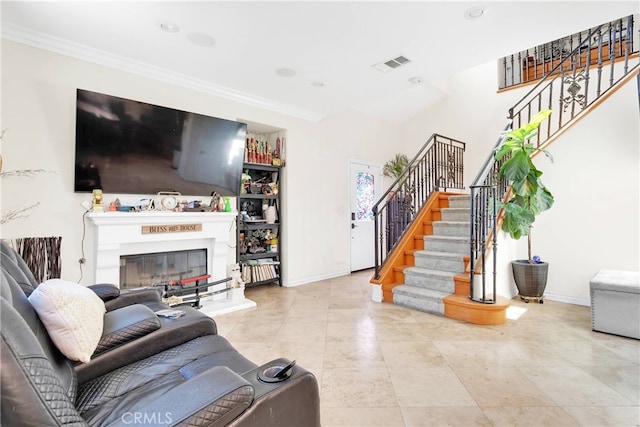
[0, 242, 321, 426]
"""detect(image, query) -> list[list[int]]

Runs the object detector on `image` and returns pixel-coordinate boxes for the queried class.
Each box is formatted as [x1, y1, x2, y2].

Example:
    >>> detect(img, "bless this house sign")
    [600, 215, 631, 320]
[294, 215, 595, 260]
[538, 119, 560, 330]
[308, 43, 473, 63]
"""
[141, 223, 203, 234]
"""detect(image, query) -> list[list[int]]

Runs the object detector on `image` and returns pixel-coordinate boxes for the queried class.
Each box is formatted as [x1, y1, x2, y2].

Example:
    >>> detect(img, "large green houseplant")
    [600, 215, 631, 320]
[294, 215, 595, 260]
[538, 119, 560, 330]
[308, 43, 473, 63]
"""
[494, 109, 554, 302]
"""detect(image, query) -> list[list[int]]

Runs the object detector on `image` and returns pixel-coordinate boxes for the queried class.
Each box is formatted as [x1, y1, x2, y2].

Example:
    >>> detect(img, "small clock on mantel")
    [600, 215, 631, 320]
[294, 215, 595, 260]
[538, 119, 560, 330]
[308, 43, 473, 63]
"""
[157, 192, 181, 211]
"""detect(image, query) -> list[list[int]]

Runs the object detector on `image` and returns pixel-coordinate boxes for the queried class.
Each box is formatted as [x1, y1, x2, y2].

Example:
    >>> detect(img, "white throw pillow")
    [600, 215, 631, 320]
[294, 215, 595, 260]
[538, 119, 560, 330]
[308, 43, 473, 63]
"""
[28, 279, 106, 363]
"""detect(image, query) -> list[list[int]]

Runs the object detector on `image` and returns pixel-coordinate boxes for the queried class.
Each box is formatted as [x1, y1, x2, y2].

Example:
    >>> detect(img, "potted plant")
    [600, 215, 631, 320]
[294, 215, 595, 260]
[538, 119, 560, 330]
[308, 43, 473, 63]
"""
[494, 109, 554, 303]
[383, 153, 409, 178]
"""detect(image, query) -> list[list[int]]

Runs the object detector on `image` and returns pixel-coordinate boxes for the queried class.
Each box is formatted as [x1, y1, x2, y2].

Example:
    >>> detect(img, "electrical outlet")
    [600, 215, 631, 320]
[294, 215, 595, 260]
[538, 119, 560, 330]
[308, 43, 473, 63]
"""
[81, 201, 92, 211]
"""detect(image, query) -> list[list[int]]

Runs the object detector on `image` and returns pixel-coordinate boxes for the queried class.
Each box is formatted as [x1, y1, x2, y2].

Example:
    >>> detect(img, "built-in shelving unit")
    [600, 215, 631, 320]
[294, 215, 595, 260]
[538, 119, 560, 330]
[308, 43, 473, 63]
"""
[237, 162, 282, 287]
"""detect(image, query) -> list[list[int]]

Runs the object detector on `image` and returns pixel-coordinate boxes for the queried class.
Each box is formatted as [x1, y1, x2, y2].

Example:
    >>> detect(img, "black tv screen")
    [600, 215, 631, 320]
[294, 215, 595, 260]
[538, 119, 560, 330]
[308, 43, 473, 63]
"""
[74, 89, 246, 197]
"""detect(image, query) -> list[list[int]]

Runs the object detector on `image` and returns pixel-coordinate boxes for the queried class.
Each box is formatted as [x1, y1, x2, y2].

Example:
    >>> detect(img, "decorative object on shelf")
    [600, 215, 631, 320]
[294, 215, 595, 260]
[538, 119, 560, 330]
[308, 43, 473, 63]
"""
[265, 205, 276, 224]
[158, 191, 181, 211]
[210, 192, 221, 211]
[92, 189, 104, 213]
[224, 197, 232, 212]
[494, 109, 554, 303]
[241, 172, 251, 194]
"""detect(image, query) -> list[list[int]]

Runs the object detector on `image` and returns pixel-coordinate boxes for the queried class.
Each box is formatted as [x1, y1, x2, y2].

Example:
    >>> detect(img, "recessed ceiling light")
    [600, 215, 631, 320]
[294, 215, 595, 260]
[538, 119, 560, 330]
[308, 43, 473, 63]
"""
[275, 68, 296, 78]
[464, 6, 487, 19]
[311, 81, 324, 88]
[188, 33, 216, 47]
[160, 22, 180, 33]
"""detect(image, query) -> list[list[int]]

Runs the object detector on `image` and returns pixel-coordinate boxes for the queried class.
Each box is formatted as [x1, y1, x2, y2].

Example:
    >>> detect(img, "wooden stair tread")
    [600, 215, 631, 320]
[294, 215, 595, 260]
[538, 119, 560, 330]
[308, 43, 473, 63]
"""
[443, 294, 510, 325]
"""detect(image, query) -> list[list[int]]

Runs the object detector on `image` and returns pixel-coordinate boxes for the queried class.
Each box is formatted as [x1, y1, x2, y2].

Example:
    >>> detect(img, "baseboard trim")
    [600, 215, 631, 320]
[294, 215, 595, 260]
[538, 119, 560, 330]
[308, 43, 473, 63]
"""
[283, 270, 350, 287]
[541, 292, 590, 307]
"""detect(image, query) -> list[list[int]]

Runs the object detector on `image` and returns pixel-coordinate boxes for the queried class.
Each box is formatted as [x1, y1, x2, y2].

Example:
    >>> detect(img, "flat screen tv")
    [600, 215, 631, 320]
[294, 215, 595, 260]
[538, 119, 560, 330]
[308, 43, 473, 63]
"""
[74, 89, 246, 197]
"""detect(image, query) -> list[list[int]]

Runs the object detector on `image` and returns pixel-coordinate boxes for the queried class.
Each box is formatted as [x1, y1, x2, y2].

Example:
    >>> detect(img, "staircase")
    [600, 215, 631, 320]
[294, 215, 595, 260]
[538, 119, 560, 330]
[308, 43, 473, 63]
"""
[393, 195, 469, 315]
[372, 14, 638, 325]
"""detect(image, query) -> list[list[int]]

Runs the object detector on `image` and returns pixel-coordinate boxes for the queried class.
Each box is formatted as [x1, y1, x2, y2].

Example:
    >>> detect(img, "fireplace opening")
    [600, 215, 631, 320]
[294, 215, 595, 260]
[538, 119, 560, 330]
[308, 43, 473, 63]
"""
[120, 248, 207, 289]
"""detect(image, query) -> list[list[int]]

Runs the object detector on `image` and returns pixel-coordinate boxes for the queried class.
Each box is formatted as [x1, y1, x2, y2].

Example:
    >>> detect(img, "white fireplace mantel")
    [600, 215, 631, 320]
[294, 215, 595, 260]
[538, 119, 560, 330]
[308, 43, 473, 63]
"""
[86, 211, 255, 316]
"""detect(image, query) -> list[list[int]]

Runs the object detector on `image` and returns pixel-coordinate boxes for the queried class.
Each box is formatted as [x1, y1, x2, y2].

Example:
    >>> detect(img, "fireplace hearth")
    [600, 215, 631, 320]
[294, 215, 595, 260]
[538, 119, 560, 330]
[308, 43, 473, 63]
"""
[87, 211, 256, 315]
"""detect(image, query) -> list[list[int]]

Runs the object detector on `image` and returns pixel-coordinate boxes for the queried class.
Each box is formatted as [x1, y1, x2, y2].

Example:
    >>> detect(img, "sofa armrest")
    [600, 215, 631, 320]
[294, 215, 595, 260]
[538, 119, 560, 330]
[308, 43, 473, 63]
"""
[104, 287, 162, 311]
[76, 305, 217, 384]
[92, 305, 161, 358]
[124, 366, 254, 427]
[88, 283, 120, 302]
[230, 358, 321, 427]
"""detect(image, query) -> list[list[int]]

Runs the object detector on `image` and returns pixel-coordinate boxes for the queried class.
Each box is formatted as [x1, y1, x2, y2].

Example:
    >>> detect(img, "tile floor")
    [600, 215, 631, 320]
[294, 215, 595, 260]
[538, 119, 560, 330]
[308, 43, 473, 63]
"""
[212, 270, 640, 427]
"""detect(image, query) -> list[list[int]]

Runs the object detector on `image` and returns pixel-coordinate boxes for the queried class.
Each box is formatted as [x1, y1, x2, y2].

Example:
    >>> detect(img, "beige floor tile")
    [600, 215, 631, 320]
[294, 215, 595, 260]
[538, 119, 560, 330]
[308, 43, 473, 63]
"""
[327, 307, 372, 323]
[321, 407, 405, 427]
[522, 366, 635, 406]
[548, 340, 640, 367]
[491, 340, 576, 367]
[323, 339, 386, 369]
[326, 317, 378, 342]
[481, 406, 579, 426]
[579, 365, 640, 402]
[562, 406, 640, 426]
[217, 272, 639, 427]
[593, 336, 640, 364]
[273, 320, 327, 343]
[388, 366, 477, 407]
[453, 366, 556, 407]
[433, 340, 514, 367]
[378, 340, 448, 368]
[321, 366, 398, 408]
[401, 406, 493, 427]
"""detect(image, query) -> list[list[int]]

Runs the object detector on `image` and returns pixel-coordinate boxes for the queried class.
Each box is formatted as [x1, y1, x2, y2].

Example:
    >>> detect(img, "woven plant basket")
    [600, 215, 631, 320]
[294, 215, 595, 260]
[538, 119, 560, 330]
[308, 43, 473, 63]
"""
[511, 260, 549, 298]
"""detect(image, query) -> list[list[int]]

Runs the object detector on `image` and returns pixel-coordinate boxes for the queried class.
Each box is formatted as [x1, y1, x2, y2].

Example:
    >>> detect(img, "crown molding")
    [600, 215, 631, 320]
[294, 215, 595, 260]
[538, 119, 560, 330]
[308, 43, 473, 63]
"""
[1, 23, 325, 122]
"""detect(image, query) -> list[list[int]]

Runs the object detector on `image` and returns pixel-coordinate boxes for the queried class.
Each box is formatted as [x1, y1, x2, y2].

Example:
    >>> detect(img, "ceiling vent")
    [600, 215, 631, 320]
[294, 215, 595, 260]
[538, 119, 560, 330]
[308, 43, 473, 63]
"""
[371, 55, 412, 73]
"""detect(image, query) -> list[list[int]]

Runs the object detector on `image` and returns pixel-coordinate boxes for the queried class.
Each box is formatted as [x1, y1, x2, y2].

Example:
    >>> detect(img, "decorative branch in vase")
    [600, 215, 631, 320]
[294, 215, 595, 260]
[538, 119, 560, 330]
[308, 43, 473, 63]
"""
[0, 129, 52, 224]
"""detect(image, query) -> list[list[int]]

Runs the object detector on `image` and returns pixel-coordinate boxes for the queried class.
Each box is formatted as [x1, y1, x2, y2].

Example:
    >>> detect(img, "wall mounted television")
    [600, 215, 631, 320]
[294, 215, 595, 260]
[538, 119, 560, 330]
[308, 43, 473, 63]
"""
[74, 89, 247, 197]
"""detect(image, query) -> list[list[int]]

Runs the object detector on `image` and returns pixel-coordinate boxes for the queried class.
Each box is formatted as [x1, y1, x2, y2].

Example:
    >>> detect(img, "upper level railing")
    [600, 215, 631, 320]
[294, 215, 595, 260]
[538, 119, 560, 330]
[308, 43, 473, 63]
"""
[470, 14, 639, 303]
[500, 15, 639, 90]
[373, 134, 465, 279]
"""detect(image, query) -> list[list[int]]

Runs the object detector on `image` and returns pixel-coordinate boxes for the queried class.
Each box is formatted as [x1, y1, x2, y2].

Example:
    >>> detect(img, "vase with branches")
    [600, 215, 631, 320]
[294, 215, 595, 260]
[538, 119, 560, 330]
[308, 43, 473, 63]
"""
[0, 129, 49, 224]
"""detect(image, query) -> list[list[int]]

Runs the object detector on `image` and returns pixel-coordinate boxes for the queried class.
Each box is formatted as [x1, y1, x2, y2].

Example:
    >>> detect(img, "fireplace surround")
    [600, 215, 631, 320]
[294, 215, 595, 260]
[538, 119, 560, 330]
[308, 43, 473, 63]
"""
[86, 211, 255, 315]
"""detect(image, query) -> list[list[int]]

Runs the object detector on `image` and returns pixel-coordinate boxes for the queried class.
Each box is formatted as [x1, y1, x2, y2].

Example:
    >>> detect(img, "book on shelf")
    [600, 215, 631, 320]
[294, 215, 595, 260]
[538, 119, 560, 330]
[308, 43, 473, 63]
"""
[242, 263, 278, 283]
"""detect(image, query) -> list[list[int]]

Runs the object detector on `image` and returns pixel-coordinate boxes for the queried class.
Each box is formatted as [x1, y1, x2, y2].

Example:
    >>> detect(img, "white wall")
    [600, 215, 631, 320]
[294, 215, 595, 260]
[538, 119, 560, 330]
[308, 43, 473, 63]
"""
[399, 61, 640, 304]
[3, 40, 637, 303]
[0, 40, 400, 286]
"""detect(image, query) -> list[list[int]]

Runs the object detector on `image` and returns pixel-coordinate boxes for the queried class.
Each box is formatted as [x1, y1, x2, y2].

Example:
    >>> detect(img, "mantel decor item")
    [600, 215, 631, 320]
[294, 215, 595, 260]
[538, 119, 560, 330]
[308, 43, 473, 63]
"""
[494, 109, 554, 303]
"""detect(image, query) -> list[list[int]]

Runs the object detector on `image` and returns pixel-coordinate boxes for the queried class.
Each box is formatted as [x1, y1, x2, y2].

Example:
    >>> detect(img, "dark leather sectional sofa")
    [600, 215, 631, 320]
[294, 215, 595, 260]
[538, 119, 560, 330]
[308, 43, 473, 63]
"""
[0, 241, 320, 426]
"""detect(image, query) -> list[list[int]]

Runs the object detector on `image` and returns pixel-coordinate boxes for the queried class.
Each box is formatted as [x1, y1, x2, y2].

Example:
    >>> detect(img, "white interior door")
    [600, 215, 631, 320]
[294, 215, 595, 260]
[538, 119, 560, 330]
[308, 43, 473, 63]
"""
[349, 161, 382, 272]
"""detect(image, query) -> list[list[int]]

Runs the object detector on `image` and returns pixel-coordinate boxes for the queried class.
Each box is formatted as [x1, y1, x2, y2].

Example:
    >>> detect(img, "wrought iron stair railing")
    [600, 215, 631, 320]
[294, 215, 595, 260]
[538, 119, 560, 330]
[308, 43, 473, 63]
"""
[373, 134, 466, 279]
[500, 15, 638, 89]
[470, 14, 639, 303]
